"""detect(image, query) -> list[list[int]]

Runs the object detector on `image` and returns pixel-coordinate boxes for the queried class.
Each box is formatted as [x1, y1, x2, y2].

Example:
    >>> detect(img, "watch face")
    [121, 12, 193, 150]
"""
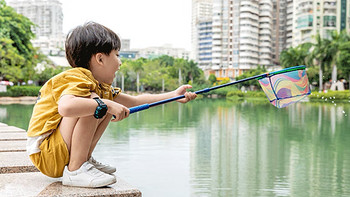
[95, 105, 108, 119]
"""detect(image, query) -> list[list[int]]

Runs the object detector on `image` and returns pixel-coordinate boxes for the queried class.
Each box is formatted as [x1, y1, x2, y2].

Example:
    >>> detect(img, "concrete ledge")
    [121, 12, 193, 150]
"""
[0, 132, 27, 141]
[0, 96, 37, 104]
[0, 152, 38, 173]
[0, 126, 26, 133]
[0, 172, 142, 197]
[0, 122, 142, 196]
[0, 123, 8, 127]
[0, 140, 26, 152]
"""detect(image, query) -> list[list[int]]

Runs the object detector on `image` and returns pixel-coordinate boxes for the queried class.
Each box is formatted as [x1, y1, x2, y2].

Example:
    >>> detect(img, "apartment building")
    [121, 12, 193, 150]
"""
[192, 0, 213, 64]
[192, 0, 349, 80]
[197, 21, 213, 70]
[7, 0, 64, 55]
[135, 44, 190, 60]
[292, 0, 350, 46]
[193, 0, 277, 80]
[272, 0, 294, 64]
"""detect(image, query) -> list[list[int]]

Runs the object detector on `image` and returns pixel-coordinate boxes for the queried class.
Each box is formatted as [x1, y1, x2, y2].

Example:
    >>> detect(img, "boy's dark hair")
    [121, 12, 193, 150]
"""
[65, 22, 121, 69]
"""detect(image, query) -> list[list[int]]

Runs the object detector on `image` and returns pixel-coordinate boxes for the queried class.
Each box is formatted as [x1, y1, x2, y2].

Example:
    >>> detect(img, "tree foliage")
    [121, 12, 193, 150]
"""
[0, 0, 41, 83]
[280, 43, 311, 68]
[116, 55, 205, 92]
[280, 30, 350, 91]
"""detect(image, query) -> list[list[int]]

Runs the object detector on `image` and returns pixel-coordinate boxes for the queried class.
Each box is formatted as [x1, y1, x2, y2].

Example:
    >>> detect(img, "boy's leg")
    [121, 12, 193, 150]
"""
[88, 113, 113, 158]
[59, 112, 112, 171]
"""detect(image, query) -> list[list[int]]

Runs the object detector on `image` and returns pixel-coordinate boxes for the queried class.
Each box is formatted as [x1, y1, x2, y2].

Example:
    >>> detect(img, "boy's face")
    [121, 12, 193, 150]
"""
[97, 49, 122, 84]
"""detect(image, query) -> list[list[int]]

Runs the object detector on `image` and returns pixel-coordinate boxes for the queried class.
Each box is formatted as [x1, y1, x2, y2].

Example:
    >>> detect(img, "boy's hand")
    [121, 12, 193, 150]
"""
[103, 99, 130, 122]
[175, 85, 197, 103]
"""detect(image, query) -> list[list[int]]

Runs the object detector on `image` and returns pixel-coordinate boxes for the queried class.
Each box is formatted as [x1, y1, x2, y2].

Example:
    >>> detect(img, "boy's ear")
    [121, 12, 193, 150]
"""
[94, 53, 104, 65]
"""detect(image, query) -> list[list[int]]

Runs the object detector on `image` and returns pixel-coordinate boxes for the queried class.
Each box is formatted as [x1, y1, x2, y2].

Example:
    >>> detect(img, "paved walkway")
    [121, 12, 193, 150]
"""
[0, 122, 141, 197]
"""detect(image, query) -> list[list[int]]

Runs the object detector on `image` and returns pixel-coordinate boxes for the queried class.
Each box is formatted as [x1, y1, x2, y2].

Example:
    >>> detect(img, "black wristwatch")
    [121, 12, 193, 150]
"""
[93, 97, 108, 119]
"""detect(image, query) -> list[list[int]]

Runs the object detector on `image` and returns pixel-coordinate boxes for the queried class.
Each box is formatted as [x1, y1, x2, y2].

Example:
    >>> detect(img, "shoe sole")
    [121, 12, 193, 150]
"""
[62, 177, 117, 188]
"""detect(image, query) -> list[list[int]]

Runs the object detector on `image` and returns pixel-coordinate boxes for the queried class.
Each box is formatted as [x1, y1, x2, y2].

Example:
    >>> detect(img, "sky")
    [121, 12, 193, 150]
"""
[60, 0, 192, 50]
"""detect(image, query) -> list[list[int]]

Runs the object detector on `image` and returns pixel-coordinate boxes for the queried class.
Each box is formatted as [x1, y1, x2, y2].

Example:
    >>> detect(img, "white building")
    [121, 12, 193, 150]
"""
[7, 0, 64, 55]
[197, 20, 213, 70]
[191, 0, 213, 61]
[292, 0, 350, 46]
[135, 44, 190, 60]
[193, 0, 277, 80]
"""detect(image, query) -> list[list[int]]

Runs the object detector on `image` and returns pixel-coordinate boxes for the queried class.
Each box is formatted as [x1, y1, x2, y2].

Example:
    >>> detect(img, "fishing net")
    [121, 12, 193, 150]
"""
[258, 68, 311, 108]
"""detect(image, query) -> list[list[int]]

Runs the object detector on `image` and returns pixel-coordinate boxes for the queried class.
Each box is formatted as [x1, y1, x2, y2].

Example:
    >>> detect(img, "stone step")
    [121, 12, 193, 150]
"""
[0, 122, 142, 196]
[0, 140, 26, 152]
[0, 172, 142, 197]
[0, 132, 26, 141]
[0, 123, 8, 127]
[0, 151, 38, 173]
[0, 126, 26, 133]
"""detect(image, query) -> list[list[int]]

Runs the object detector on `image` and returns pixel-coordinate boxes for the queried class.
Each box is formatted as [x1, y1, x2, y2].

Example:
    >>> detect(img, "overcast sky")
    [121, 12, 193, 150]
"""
[60, 0, 192, 50]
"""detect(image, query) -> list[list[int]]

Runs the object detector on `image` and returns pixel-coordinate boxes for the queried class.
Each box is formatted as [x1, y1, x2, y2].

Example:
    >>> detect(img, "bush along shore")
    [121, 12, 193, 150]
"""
[1, 86, 350, 103]
[0, 86, 41, 97]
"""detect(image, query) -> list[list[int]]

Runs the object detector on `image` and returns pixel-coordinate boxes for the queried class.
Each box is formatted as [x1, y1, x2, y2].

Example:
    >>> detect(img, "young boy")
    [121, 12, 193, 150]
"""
[27, 22, 197, 188]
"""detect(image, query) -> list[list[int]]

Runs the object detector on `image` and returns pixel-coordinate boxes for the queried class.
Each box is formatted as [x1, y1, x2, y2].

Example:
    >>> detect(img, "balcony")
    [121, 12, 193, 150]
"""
[240, 6, 259, 14]
[240, 12, 259, 21]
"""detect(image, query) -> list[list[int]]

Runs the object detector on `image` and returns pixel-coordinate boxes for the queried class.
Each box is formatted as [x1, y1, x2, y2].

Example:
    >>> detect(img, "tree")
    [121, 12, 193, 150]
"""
[208, 74, 217, 85]
[308, 33, 332, 91]
[157, 55, 174, 67]
[236, 66, 267, 87]
[327, 30, 350, 84]
[0, 0, 38, 83]
[131, 58, 145, 93]
[280, 43, 311, 68]
[0, 38, 25, 83]
[184, 60, 202, 84]
[338, 41, 350, 91]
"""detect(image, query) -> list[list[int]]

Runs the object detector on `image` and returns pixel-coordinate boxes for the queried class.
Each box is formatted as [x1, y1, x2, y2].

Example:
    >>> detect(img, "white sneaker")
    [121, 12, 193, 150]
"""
[88, 156, 116, 174]
[62, 161, 116, 188]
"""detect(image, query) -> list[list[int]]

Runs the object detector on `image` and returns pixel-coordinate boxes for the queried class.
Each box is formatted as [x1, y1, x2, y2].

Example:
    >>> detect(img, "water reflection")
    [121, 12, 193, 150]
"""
[0, 104, 33, 130]
[190, 101, 350, 197]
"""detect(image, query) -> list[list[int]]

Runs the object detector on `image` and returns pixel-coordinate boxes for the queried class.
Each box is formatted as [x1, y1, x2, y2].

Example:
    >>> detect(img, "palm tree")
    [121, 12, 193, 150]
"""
[174, 58, 187, 85]
[184, 60, 201, 83]
[280, 43, 311, 68]
[118, 60, 131, 91]
[131, 58, 145, 93]
[338, 40, 350, 91]
[309, 33, 332, 91]
[327, 30, 350, 84]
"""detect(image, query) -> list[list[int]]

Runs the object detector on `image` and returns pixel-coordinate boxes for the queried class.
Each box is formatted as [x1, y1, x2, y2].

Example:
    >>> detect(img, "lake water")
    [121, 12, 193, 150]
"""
[1, 99, 350, 197]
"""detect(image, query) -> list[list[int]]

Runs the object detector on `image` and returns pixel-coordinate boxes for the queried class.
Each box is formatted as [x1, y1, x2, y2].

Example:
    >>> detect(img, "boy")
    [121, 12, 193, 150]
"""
[27, 22, 197, 188]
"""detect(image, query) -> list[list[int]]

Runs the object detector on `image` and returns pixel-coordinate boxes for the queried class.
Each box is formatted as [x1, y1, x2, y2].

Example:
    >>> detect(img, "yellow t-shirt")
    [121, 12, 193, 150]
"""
[27, 67, 121, 138]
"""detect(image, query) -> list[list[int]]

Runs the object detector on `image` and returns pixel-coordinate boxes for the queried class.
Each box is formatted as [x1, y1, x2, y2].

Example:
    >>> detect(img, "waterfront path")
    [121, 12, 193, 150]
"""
[0, 122, 141, 197]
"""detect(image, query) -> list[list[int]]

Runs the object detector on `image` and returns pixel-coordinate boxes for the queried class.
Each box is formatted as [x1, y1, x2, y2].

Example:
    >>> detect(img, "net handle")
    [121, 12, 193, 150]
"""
[127, 65, 307, 114]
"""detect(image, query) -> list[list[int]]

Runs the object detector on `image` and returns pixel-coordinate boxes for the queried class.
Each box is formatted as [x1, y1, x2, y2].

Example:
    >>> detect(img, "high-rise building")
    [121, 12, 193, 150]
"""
[193, 0, 277, 80]
[272, 0, 294, 64]
[191, 0, 213, 63]
[192, 0, 350, 80]
[292, 0, 350, 46]
[338, 0, 349, 32]
[7, 0, 64, 55]
[197, 21, 213, 70]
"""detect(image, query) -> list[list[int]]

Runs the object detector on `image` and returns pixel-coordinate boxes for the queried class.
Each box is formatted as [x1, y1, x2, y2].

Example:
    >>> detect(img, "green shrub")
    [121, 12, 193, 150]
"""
[0, 86, 41, 97]
[226, 90, 266, 99]
[309, 91, 350, 101]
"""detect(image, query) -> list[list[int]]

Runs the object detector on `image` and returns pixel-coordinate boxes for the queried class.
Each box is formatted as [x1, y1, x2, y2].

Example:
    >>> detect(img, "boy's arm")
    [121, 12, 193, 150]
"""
[58, 94, 129, 122]
[114, 85, 197, 108]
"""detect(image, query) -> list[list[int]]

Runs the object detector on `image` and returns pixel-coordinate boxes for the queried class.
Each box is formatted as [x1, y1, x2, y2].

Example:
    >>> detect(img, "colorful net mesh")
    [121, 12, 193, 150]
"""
[258, 69, 311, 108]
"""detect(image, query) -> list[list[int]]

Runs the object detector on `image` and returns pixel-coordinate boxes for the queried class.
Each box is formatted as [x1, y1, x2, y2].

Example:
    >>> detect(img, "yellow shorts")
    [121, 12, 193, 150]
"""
[29, 128, 69, 178]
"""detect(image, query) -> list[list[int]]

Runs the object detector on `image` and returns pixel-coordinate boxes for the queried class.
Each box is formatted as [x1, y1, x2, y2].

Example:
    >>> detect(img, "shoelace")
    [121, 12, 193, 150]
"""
[90, 157, 103, 165]
[84, 163, 103, 176]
